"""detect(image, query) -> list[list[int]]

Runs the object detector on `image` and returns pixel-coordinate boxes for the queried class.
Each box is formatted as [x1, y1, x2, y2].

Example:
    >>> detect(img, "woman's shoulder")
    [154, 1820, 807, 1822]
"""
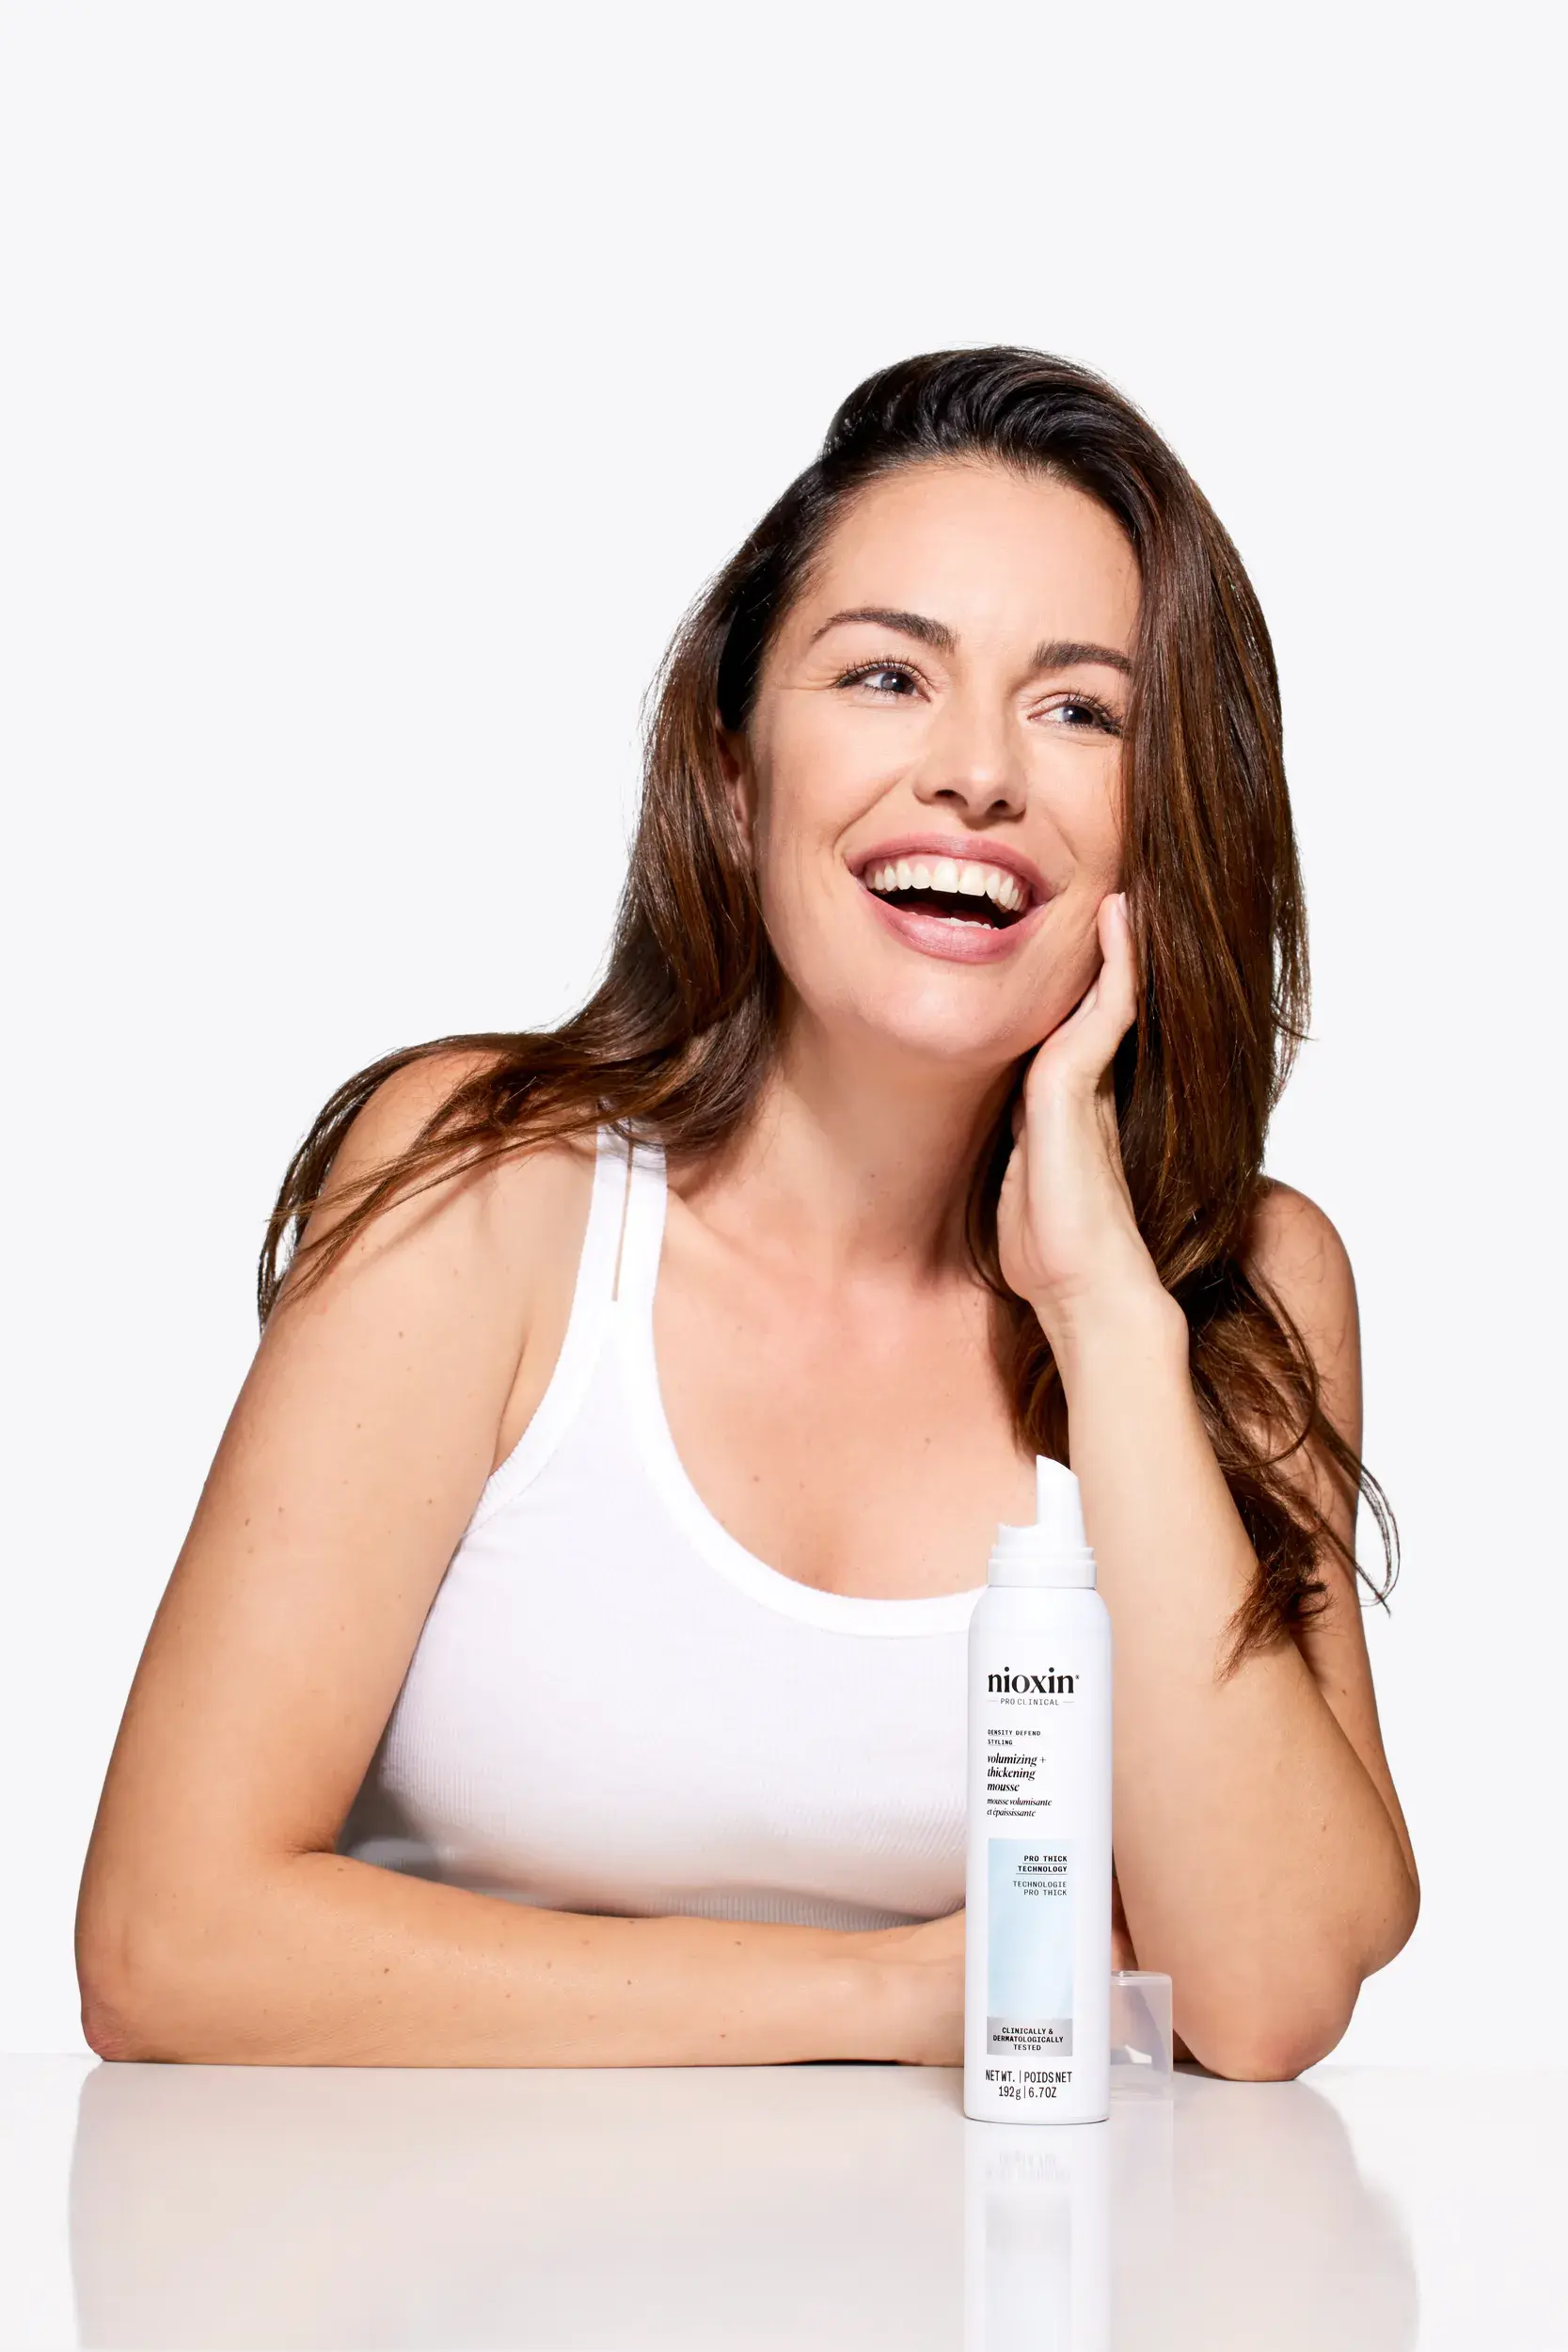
[1241, 1177, 1356, 1311]
[333, 1048, 595, 1174]
[292, 1046, 600, 1307]
[1240, 1176, 1362, 1426]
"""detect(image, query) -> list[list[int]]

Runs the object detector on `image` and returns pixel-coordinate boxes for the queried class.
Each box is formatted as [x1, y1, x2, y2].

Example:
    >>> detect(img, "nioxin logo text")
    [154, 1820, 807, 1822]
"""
[988, 1668, 1077, 1695]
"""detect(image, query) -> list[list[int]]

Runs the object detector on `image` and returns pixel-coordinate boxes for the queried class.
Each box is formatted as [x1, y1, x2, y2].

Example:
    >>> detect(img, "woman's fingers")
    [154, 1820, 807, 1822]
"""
[1035, 892, 1138, 1091]
[1096, 891, 1140, 1034]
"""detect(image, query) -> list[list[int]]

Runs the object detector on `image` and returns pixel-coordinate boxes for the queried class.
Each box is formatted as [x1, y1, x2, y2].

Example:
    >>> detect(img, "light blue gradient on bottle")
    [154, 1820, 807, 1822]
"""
[987, 1836, 1073, 2023]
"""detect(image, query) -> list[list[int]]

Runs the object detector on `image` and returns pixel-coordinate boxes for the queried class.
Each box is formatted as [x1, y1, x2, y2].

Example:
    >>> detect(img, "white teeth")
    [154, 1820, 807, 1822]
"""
[863, 853, 1033, 914]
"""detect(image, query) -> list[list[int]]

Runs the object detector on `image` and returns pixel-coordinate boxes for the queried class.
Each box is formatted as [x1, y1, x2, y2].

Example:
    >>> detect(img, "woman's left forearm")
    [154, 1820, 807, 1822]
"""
[1052, 1279, 1417, 2079]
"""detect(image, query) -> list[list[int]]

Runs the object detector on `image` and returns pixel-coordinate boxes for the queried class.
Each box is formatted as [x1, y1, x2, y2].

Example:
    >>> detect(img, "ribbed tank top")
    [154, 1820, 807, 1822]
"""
[338, 1127, 984, 1931]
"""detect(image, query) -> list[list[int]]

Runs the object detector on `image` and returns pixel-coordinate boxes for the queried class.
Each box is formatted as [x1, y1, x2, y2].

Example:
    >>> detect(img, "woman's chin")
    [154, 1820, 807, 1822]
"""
[779, 963, 1054, 1079]
[833, 996, 1045, 1079]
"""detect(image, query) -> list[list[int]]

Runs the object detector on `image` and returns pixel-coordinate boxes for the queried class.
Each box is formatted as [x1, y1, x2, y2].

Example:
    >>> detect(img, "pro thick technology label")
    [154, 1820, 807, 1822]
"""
[986, 1836, 1073, 2058]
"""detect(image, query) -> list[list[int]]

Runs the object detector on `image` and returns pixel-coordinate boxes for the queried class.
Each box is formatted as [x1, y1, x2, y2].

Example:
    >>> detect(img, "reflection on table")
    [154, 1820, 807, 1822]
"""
[69, 2058, 1416, 2349]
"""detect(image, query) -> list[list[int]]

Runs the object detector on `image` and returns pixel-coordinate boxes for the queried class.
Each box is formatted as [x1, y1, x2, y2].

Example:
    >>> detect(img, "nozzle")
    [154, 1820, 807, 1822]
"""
[986, 1455, 1097, 1587]
[1035, 1454, 1087, 1549]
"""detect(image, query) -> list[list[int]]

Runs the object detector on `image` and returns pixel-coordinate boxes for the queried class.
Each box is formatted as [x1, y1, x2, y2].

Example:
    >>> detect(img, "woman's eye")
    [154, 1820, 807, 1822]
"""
[841, 663, 919, 696]
[1045, 694, 1121, 735]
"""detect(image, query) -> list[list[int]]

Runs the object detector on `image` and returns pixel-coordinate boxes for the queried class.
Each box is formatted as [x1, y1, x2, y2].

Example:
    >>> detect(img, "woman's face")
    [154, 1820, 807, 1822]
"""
[730, 458, 1139, 1073]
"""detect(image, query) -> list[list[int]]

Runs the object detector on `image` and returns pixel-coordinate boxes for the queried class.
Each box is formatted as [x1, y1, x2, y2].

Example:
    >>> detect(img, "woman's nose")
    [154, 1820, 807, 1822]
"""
[909, 693, 1026, 820]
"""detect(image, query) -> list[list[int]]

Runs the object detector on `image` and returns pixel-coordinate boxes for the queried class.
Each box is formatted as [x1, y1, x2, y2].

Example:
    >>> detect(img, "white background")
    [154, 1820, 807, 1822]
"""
[2, 1, 1560, 2064]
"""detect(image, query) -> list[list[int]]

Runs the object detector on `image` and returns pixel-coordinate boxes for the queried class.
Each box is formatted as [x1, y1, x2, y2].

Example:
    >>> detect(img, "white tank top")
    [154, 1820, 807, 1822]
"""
[338, 1127, 983, 1930]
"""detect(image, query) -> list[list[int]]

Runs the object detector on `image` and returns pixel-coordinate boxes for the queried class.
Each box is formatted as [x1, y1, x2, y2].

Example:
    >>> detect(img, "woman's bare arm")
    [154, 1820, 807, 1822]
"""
[74, 1066, 918, 2066]
[1062, 1180, 1418, 2080]
[998, 896, 1418, 2081]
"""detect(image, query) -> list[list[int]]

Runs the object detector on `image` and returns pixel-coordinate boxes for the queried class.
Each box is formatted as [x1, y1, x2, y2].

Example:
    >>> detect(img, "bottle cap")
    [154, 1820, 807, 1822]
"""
[1111, 1970, 1174, 2096]
[988, 1455, 1097, 1587]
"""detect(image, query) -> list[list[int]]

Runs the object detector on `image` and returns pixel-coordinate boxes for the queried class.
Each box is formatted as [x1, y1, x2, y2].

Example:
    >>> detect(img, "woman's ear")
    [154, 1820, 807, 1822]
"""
[716, 722, 754, 852]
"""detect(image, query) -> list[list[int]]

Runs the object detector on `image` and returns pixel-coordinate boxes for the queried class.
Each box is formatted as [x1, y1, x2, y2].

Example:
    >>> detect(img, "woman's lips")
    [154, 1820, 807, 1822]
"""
[858, 877, 1047, 965]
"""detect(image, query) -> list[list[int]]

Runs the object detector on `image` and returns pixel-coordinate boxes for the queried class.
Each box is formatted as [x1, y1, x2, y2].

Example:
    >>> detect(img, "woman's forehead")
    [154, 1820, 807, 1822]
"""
[787, 460, 1140, 658]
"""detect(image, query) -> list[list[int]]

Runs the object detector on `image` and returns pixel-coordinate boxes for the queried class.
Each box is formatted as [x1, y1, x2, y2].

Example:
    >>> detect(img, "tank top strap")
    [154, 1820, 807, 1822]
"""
[611, 1131, 670, 1315]
[585, 1123, 640, 1297]
[460, 1123, 639, 1532]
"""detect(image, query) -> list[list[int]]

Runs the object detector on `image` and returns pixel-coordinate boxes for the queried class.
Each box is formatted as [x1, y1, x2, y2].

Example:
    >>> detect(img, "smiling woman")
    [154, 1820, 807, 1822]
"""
[75, 348, 1418, 2082]
[721, 461, 1139, 1060]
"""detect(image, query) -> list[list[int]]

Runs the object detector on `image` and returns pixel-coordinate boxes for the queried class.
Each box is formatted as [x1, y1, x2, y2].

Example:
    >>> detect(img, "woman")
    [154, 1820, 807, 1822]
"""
[76, 347, 1418, 2079]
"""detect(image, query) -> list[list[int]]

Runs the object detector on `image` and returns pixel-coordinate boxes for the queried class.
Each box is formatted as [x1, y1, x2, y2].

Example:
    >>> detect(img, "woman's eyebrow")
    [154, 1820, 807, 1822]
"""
[1033, 638, 1132, 675]
[807, 606, 956, 651]
[806, 609, 1132, 677]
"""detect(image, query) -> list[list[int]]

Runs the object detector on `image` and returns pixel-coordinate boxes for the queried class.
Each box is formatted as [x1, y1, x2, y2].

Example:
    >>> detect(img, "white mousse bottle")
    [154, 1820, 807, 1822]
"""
[964, 1455, 1113, 2123]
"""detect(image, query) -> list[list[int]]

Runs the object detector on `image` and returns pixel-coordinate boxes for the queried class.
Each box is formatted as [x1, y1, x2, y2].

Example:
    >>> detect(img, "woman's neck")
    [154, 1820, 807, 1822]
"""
[678, 1006, 1015, 1286]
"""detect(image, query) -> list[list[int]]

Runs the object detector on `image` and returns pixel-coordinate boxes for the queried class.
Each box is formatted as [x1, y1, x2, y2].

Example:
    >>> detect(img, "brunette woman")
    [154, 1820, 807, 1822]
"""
[77, 348, 1418, 2078]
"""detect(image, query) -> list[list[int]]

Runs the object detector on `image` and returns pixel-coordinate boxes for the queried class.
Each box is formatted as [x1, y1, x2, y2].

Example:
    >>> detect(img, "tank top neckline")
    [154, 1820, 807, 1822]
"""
[474, 1125, 982, 1638]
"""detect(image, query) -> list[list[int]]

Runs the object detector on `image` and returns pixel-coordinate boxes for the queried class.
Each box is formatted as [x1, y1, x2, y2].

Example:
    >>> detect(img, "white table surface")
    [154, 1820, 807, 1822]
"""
[1, 2056, 1562, 2349]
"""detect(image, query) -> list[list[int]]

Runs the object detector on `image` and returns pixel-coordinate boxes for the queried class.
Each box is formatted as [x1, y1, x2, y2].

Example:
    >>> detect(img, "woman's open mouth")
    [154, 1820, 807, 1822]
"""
[863, 854, 1031, 930]
[852, 846, 1046, 964]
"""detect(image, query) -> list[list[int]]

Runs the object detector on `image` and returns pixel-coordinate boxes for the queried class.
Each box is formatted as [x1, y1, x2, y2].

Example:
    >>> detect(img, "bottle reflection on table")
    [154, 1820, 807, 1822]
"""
[964, 2114, 1113, 2351]
[70, 2062, 1414, 2350]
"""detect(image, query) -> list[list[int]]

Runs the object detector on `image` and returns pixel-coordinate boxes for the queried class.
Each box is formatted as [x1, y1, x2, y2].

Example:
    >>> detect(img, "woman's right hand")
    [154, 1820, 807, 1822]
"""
[861, 1905, 965, 2066]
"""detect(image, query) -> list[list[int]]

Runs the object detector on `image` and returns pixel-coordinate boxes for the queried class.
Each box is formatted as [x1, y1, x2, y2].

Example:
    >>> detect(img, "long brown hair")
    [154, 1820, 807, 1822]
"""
[261, 346, 1396, 1661]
